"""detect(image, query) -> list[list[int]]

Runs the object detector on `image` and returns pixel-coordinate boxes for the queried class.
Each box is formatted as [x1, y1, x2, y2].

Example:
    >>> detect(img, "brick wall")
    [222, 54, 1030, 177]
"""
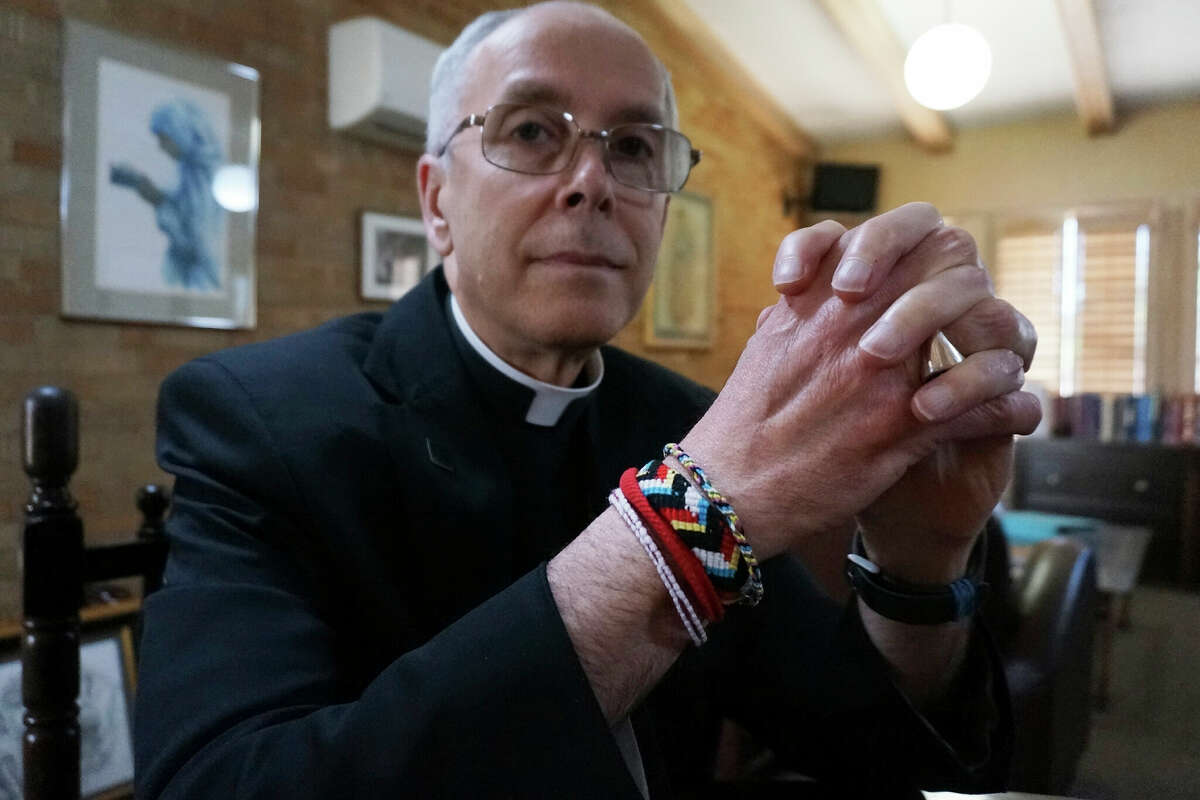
[0, 0, 800, 616]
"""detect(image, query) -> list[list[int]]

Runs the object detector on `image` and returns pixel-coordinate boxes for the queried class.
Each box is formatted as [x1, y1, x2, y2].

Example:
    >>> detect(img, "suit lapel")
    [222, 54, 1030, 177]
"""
[364, 270, 516, 628]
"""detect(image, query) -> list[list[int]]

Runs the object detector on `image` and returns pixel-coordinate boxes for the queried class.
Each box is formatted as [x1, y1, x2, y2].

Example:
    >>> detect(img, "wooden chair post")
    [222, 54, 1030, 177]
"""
[21, 386, 84, 800]
[135, 484, 169, 596]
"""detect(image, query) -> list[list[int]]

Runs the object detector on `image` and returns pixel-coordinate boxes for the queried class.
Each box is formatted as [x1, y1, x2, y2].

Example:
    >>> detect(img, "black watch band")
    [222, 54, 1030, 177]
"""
[844, 530, 988, 625]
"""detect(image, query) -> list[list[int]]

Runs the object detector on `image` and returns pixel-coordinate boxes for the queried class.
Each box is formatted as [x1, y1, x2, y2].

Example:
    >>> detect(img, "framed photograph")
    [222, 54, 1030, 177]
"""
[644, 191, 714, 349]
[360, 212, 437, 302]
[0, 626, 137, 800]
[61, 19, 260, 329]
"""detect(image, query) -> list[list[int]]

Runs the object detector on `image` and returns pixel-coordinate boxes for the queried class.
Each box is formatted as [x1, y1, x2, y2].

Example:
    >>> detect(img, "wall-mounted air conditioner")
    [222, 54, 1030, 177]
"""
[328, 17, 443, 152]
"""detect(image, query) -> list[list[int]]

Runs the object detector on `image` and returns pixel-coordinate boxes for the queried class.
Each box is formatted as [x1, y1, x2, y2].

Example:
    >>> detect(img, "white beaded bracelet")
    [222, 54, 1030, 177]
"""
[608, 489, 707, 646]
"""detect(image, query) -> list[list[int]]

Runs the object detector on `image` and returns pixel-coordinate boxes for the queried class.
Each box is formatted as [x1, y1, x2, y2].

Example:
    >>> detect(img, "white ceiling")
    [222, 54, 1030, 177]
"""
[679, 0, 1200, 143]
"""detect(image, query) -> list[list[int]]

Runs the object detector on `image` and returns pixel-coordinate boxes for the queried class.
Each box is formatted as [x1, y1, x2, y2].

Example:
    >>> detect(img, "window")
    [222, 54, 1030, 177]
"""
[991, 208, 1152, 396]
[1074, 219, 1149, 394]
[992, 221, 1062, 392]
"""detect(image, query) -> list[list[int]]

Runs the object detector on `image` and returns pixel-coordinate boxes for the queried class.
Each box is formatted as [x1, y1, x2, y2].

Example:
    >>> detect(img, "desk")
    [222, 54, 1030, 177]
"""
[924, 793, 1082, 799]
[1073, 524, 1151, 709]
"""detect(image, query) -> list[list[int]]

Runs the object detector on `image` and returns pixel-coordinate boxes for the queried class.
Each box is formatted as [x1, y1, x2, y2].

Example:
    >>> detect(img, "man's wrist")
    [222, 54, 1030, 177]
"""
[847, 527, 987, 625]
[548, 507, 692, 723]
[858, 527, 978, 585]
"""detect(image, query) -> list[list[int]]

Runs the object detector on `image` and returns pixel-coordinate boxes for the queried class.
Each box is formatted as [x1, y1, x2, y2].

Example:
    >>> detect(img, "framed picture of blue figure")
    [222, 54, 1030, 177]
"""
[61, 19, 260, 328]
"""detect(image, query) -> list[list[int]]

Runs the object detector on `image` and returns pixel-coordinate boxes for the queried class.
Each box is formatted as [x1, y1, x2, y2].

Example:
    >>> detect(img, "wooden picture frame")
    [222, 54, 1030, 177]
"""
[644, 191, 714, 349]
[61, 19, 260, 329]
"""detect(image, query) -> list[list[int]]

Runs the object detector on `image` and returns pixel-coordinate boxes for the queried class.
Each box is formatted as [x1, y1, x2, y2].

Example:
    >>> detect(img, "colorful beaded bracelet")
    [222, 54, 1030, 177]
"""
[634, 461, 748, 606]
[663, 443, 764, 606]
[620, 468, 724, 624]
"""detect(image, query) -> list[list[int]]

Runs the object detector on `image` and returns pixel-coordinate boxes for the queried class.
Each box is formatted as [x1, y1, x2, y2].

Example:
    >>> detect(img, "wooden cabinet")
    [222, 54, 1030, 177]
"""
[1012, 438, 1200, 586]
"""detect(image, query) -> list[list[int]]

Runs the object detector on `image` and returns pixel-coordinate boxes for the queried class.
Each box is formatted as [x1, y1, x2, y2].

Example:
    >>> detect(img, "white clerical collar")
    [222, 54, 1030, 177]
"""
[449, 294, 603, 427]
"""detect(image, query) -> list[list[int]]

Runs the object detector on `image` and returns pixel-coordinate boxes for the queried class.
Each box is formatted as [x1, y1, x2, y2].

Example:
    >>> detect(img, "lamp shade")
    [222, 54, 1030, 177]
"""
[904, 23, 992, 111]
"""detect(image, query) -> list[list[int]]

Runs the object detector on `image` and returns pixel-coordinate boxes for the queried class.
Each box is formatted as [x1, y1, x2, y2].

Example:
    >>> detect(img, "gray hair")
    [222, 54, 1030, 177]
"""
[425, 2, 678, 155]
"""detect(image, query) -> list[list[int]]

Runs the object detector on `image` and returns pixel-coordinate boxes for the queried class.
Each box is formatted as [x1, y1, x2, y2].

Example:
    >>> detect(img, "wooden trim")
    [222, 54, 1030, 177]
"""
[119, 624, 138, 694]
[1157, 198, 1200, 394]
[1069, 198, 1158, 225]
[957, 198, 1160, 229]
[1055, 0, 1116, 134]
[815, 0, 953, 152]
[81, 596, 141, 626]
[0, 597, 141, 641]
[641, 0, 815, 158]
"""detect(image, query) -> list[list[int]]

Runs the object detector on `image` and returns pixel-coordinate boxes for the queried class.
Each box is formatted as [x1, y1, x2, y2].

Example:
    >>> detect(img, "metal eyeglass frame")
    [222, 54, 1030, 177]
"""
[436, 103, 702, 194]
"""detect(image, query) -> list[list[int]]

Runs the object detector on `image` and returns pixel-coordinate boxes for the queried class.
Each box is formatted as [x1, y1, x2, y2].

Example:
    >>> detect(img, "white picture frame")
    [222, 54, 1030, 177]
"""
[61, 19, 260, 329]
[360, 212, 437, 302]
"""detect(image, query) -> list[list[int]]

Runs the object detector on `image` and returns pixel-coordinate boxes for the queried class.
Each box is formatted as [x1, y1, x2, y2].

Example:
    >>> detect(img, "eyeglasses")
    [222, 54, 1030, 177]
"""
[437, 103, 701, 194]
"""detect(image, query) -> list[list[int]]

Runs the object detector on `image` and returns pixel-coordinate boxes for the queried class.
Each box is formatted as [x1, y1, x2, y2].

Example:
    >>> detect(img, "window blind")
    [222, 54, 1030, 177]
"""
[993, 225, 1061, 392]
[1076, 225, 1140, 393]
[991, 213, 1149, 396]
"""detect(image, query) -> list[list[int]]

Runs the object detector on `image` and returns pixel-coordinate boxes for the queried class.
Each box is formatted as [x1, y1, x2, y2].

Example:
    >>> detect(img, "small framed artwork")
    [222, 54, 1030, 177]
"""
[0, 626, 138, 800]
[644, 191, 714, 349]
[360, 212, 437, 302]
[61, 19, 260, 329]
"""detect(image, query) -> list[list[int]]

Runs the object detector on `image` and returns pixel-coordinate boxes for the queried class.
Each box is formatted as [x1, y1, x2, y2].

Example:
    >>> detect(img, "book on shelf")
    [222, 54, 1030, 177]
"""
[1160, 395, 1185, 445]
[1133, 394, 1158, 443]
[1184, 395, 1199, 444]
[1034, 391, 1200, 447]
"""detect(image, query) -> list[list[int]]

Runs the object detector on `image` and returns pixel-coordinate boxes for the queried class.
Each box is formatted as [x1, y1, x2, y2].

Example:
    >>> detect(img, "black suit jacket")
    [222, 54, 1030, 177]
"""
[134, 269, 1010, 798]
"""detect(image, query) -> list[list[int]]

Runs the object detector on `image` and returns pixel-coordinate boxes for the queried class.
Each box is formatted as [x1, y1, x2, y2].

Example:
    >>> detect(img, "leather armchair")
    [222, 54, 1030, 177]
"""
[982, 518, 1098, 795]
[711, 518, 1098, 795]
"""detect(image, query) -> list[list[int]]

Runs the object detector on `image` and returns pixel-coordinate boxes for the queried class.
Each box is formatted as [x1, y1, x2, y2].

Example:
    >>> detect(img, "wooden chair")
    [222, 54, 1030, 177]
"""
[20, 386, 169, 800]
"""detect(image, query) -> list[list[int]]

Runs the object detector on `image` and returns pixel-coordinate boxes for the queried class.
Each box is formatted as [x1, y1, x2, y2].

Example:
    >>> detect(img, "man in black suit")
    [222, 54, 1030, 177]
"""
[134, 2, 1039, 797]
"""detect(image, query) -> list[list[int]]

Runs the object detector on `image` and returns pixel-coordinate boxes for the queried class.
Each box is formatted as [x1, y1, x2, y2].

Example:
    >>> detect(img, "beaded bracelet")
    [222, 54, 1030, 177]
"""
[620, 468, 724, 624]
[663, 443, 764, 606]
[608, 488, 707, 646]
[634, 461, 745, 604]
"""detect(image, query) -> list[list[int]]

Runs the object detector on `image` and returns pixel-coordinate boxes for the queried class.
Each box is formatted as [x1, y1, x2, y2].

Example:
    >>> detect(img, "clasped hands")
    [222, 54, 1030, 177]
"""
[681, 203, 1041, 585]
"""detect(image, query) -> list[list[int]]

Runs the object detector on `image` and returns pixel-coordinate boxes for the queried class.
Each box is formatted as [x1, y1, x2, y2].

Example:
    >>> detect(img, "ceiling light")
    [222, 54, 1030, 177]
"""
[904, 22, 992, 111]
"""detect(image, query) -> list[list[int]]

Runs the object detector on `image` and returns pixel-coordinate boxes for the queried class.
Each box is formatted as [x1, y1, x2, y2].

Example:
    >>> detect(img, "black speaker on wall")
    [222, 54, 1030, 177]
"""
[809, 162, 879, 212]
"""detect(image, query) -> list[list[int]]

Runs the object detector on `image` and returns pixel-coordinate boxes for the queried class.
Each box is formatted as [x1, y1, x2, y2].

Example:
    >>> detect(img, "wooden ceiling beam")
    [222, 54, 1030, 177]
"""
[1055, 0, 1116, 134]
[815, 0, 953, 152]
[640, 0, 815, 158]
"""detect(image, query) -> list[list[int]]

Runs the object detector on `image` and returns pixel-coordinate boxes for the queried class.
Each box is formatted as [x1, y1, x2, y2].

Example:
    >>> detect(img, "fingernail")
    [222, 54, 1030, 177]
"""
[773, 254, 807, 286]
[915, 384, 953, 422]
[1009, 355, 1027, 388]
[832, 257, 871, 292]
[858, 321, 902, 360]
[1004, 350, 1025, 375]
